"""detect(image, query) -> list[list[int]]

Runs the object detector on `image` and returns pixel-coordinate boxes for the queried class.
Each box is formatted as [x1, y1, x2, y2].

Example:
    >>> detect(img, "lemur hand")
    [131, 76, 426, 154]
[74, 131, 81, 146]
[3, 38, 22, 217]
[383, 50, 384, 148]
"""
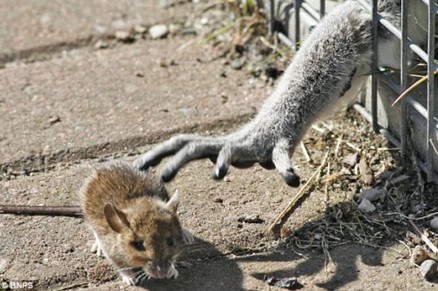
[133, 128, 300, 187]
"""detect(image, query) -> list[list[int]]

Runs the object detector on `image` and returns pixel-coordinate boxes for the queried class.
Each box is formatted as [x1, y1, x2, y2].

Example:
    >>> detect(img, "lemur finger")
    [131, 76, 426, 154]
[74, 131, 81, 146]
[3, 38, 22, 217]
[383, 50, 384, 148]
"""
[212, 145, 232, 179]
[214, 145, 258, 177]
[133, 134, 202, 170]
[272, 140, 300, 187]
[161, 141, 222, 182]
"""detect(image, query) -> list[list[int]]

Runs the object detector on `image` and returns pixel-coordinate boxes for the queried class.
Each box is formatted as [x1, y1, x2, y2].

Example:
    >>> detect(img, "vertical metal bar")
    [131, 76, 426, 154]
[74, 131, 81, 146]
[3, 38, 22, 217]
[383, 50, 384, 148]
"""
[294, 0, 301, 50]
[320, 0, 325, 18]
[371, 0, 379, 131]
[400, 0, 408, 158]
[426, 2, 436, 181]
[268, 0, 275, 35]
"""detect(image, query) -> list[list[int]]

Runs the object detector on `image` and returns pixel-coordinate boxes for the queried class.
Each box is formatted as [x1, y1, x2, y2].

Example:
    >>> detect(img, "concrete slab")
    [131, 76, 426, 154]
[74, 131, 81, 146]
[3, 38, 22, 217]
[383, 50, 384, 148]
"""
[1, 155, 435, 290]
[0, 0, 202, 64]
[0, 37, 270, 176]
[1, 1, 437, 290]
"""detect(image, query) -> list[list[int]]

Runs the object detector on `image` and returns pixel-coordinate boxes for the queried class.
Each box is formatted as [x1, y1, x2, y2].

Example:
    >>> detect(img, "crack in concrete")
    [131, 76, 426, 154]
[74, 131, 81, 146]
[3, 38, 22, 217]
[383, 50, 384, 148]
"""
[0, 34, 111, 67]
[0, 114, 253, 180]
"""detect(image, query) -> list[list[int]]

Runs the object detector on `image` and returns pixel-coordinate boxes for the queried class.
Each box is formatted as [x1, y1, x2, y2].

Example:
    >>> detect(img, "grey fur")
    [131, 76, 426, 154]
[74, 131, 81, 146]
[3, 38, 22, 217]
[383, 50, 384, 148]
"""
[134, 0, 423, 186]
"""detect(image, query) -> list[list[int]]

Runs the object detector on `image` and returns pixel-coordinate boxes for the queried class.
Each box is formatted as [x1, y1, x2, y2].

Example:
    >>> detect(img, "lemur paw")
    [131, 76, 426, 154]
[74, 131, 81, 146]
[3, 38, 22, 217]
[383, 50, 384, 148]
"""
[134, 133, 300, 187]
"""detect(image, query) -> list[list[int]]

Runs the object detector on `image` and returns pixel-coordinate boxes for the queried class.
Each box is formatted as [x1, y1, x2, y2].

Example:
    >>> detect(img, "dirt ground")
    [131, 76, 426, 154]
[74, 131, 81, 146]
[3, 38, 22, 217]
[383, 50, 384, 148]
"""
[1, 1, 437, 290]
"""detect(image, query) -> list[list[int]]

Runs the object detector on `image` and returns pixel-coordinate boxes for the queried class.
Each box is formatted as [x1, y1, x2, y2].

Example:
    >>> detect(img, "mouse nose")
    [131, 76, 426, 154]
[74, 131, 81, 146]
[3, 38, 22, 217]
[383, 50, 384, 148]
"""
[154, 265, 168, 279]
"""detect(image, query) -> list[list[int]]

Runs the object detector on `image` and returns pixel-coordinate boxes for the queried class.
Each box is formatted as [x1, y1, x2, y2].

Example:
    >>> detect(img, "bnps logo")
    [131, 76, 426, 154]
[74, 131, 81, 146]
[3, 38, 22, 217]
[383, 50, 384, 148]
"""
[1, 280, 35, 290]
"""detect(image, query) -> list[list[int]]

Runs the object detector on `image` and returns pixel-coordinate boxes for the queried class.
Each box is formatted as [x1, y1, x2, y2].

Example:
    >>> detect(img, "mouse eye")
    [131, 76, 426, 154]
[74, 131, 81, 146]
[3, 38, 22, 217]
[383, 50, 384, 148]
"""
[132, 240, 145, 251]
[167, 237, 174, 247]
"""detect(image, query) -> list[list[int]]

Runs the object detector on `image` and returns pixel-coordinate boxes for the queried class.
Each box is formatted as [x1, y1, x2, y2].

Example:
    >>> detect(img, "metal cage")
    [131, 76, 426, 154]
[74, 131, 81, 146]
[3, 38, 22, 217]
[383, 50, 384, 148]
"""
[269, 0, 438, 181]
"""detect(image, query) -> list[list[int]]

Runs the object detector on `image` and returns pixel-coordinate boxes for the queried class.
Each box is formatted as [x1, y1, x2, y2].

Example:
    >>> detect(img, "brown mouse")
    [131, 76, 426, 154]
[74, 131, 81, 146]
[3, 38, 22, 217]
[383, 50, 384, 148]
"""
[79, 161, 194, 285]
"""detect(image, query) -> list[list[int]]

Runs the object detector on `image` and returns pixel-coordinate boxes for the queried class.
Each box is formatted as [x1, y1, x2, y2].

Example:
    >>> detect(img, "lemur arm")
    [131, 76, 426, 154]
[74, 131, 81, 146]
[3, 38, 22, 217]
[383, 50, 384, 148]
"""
[134, 1, 375, 187]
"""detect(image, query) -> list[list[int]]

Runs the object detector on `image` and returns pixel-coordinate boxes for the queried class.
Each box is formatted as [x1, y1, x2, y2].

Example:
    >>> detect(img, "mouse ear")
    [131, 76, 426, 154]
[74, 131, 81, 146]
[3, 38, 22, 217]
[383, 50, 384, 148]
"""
[165, 189, 180, 213]
[104, 204, 130, 233]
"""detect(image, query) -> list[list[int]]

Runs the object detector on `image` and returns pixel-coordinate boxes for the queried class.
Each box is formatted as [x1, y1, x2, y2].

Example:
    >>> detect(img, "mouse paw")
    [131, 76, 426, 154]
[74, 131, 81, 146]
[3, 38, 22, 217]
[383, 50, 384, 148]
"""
[91, 240, 104, 257]
[121, 274, 137, 286]
[182, 228, 195, 244]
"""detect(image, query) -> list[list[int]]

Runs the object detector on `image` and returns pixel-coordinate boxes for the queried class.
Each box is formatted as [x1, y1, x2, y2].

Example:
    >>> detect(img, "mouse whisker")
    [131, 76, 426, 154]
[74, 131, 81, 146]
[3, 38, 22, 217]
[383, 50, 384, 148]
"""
[138, 271, 151, 284]
[118, 266, 137, 272]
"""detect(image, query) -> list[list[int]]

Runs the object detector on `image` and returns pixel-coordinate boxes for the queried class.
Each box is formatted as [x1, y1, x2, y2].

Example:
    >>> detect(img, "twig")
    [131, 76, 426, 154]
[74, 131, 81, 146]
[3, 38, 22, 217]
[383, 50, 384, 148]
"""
[269, 151, 330, 237]
[345, 142, 361, 152]
[324, 162, 330, 208]
[0, 205, 83, 217]
[408, 220, 438, 255]
[311, 124, 325, 134]
[300, 142, 311, 162]
[392, 70, 438, 107]
[334, 136, 342, 158]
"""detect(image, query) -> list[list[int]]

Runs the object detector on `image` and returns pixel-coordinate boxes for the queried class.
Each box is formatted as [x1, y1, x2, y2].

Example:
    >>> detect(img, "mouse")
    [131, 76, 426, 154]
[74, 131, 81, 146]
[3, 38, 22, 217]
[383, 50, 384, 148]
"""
[79, 160, 194, 285]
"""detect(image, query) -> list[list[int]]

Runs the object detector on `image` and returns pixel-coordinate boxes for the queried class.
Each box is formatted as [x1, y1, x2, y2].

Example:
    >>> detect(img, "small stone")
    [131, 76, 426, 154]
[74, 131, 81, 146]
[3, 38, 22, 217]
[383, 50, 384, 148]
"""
[360, 188, 386, 202]
[94, 40, 108, 49]
[48, 115, 61, 125]
[149, 24, 168, 39]
[430, 217, 438, 231]
[237, 214, 264, 224]
[410, 245, 429, 266]
[169, 24, 181, 35]
[342, 153, 358, 167]
[115, 31, 131, 41]
[157, 58, 168, 67]
[134, 25, 147, 34]
[420, 259, 438, 281]
[42, 258, 49, 265]
[358, 198, 375, 212]
[200, 17, 209, 25]
[230, 58, 245, 70]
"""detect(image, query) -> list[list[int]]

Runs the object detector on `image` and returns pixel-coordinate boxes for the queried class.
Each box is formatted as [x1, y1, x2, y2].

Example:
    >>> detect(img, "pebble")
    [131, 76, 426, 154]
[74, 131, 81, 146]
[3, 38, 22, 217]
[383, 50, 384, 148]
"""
[48, 115, 61, 125]
[430, 217, 438, 231]
[360, 188, 386, 202]
[169, 24, 181, 35]
[410, 245, 429, 265]
[115, 31, 131, 41]
[342, 152, 358, 167]
[358, 198, 375, 212]
[420, 259, 437, 281]
[94, 40, 108, 49]
[238, 214, 264, 224]
[134, 25, 147, 34]
[149, 24, 169, 39]
[230, 58, 245, 70]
